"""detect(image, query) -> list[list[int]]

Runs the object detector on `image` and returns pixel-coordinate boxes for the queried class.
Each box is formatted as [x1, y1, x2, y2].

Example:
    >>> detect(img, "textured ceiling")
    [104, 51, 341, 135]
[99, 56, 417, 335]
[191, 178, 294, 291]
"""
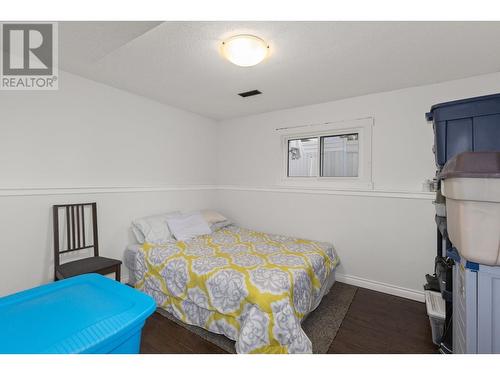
[59, 21, 500, 120]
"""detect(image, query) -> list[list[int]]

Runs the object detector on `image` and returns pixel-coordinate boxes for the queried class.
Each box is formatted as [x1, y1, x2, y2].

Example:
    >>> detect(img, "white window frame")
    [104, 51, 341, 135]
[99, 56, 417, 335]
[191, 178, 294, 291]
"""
[280, 117, 373, 190]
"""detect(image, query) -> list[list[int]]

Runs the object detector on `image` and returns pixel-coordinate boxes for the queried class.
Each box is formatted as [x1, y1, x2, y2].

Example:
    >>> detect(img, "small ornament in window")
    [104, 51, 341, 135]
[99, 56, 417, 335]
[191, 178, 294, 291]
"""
[289, 147, 301, 160]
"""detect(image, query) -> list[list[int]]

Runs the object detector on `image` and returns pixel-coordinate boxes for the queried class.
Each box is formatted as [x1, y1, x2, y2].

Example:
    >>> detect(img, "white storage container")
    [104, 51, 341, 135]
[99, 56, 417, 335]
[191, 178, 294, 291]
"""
[452, 255, 500, 354]
[425, 290, 445, 345]
[440, 152, 500, 266]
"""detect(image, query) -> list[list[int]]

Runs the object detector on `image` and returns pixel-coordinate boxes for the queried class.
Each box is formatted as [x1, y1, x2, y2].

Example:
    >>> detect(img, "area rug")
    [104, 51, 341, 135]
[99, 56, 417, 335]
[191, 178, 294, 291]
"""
[156, 282, 358, 354]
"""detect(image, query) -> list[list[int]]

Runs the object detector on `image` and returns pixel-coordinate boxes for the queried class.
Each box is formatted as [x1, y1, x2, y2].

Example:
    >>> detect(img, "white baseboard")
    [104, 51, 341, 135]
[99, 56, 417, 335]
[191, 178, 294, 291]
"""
[122, 268, 423, 301]
[123, 271, 424, 302]
[335, 273, 424, 302]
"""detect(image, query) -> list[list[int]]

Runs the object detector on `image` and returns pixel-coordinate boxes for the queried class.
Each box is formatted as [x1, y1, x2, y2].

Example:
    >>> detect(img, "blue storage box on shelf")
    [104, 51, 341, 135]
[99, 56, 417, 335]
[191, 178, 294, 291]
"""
[426, 93, 500, 168]
[0, 273, 156, 354]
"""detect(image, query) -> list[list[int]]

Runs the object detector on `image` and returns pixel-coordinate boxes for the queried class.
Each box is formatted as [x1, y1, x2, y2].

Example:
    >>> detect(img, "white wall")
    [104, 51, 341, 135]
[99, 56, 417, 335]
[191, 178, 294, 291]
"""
[0, 72, 217, 187]
[0, 189, 215, 296]
[215, 72, 500, 301]
[0, 71, 218, 296]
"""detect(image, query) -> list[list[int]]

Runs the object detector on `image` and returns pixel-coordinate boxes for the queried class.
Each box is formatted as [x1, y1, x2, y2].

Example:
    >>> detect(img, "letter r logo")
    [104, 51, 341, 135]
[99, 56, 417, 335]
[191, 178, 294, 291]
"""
[2, 23, 53, 75]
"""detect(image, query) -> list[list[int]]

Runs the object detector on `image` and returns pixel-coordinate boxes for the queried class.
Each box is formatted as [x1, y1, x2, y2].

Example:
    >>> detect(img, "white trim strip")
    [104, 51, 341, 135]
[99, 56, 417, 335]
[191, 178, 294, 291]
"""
[0, 184, 435, 199]
[119, 270, 424, 302]
[275, 116, 374, 131]
[0, 185, 217, 197]
[335, 273, 424, 302]
[218, 185, 435, 200]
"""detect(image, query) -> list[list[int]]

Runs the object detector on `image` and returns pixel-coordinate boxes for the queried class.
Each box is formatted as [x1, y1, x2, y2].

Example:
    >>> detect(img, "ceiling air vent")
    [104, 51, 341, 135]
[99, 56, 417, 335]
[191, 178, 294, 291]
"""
[238, 89, 262, 98]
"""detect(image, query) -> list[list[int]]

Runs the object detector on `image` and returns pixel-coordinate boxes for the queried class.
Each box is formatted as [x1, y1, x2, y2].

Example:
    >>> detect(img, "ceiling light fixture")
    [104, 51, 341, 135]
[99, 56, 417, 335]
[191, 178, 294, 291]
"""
[221, 34, 269, 67]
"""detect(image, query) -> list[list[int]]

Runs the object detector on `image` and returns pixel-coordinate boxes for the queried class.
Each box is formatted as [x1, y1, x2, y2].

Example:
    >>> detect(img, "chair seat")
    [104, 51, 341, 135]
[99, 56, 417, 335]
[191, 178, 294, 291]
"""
[56, 256, 122, 279]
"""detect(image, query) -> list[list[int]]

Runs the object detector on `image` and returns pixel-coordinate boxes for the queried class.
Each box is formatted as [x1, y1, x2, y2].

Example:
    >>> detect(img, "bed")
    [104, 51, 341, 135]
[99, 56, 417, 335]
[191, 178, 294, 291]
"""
[124, 224, 339, 354]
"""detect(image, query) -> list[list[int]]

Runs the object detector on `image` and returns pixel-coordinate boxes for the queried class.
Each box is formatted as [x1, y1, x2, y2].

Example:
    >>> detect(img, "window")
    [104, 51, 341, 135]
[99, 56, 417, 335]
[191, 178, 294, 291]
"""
[287, 138, 318, 177]
[281, 117, 373, 189]
[321, 133, 359, 177]
[287, 133, 359, 177]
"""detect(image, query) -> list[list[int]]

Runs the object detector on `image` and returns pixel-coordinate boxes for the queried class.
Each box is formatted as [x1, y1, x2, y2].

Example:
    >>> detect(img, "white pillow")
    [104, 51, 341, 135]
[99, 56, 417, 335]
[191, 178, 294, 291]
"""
[167, 212, 212, 242]
[210, 220, 232, 232]
[201, 209, 228, 225]
[131, 211, 180, 244]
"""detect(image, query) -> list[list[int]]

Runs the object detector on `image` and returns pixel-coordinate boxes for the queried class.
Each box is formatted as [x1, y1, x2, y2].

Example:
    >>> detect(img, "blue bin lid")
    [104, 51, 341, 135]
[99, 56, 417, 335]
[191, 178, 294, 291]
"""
[426, 92, 500, 122]
[0, 274, 156, 354]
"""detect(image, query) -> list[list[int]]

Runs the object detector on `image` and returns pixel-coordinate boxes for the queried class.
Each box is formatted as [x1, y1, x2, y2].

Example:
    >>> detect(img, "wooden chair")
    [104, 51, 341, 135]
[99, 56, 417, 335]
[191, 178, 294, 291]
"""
[53, 202, 121, 281]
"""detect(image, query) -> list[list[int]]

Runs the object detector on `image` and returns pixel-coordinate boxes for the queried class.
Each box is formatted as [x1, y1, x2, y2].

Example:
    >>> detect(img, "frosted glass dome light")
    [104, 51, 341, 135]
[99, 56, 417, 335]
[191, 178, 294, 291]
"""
[221, 35, 269, 67]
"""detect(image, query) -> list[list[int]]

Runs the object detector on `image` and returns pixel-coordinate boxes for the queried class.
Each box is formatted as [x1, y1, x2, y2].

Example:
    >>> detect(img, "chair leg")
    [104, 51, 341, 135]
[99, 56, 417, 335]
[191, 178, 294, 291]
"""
[115, 264, 121, 282]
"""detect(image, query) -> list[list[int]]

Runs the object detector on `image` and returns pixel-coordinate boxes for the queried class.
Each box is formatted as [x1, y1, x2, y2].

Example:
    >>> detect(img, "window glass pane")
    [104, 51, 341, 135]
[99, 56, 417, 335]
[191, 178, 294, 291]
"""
[287, 138, 318, 177]
[321, 133, 359, 177]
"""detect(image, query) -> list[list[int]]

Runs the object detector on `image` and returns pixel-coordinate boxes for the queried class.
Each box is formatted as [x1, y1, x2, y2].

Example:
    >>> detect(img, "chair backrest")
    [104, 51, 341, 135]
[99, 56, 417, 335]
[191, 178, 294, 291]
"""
[53, 203, 99, 269]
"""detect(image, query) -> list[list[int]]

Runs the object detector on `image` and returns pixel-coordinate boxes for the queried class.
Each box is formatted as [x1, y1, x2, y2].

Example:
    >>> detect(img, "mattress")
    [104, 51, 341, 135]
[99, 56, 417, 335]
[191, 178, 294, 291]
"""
[124, 225, 339, 353]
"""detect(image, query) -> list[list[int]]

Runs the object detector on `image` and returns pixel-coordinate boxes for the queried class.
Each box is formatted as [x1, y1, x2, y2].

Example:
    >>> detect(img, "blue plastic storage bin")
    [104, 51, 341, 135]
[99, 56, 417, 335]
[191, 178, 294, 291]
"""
[426, 93, 500, 168]
[0, 273, 156, 354]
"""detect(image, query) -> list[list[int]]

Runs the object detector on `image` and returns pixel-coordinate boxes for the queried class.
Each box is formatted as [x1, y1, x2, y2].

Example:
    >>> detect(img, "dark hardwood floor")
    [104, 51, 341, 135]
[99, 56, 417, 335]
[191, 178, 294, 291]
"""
[328, 287, 437, 353]
[140, 284, 437, 354]
[140, 313, 226, 354]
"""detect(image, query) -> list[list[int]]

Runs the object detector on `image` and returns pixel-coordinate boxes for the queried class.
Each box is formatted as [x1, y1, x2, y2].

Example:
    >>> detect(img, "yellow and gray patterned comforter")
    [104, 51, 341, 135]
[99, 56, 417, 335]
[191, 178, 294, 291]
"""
[129, 225, 339, 353]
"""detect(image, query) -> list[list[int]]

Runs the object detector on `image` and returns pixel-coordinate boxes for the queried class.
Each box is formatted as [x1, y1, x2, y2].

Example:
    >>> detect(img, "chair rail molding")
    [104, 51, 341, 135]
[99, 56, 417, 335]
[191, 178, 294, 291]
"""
[0, 184, 435, 200]
[0, 185, 218, 197]
[216, 185, 435, 200]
